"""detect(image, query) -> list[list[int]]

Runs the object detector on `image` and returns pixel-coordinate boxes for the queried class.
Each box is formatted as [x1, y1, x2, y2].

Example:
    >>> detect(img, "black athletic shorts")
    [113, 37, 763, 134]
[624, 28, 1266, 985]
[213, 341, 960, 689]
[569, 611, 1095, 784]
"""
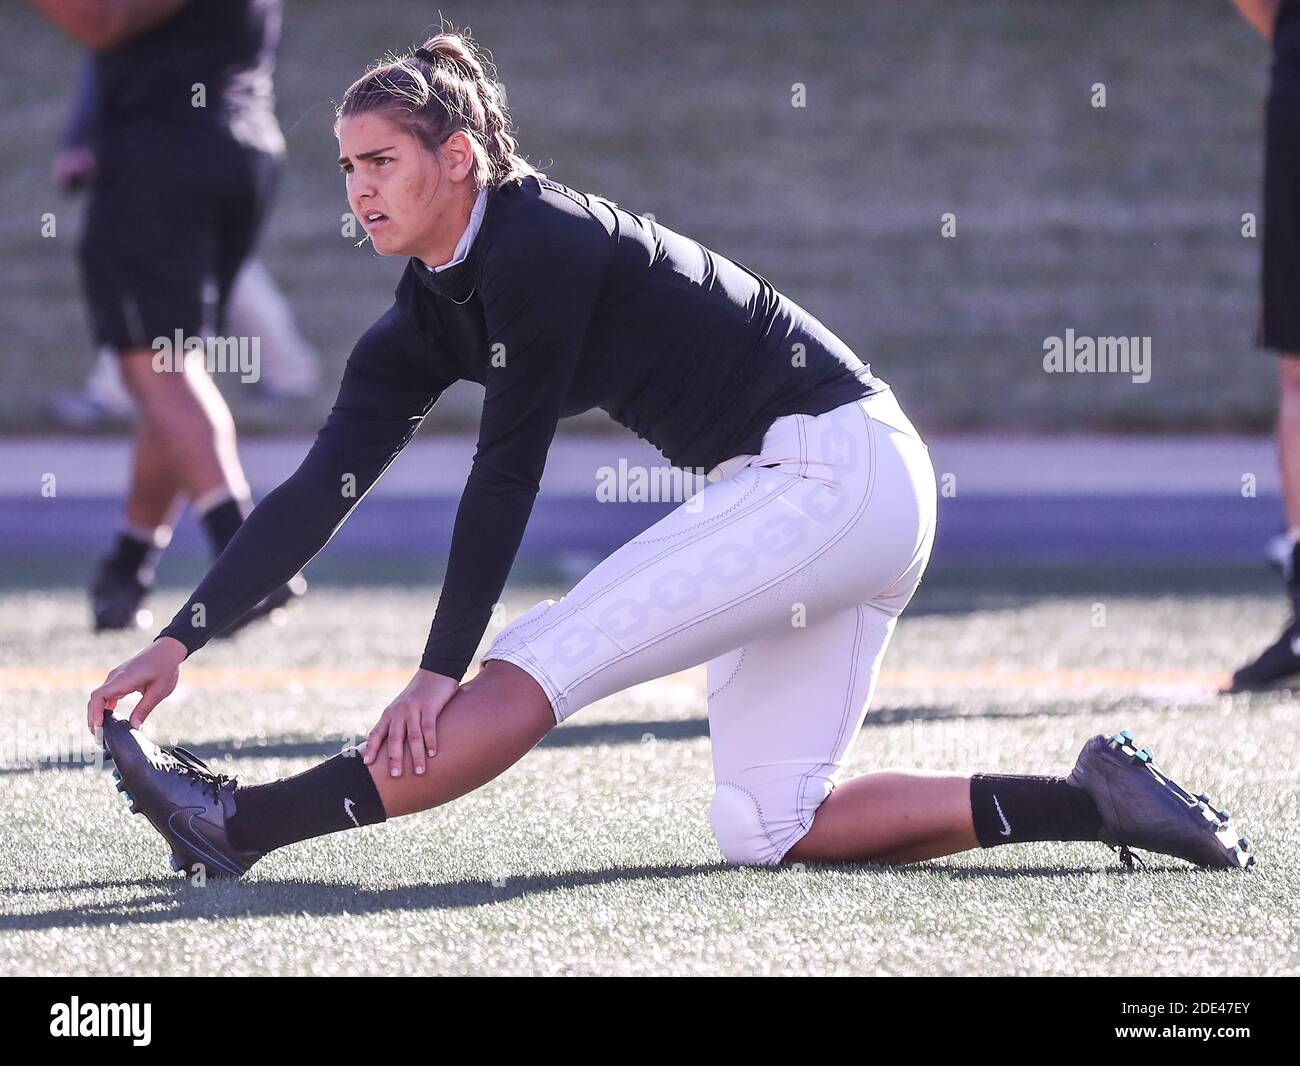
[78, 117, 282, 352]
[1262, 51, 1300, 352]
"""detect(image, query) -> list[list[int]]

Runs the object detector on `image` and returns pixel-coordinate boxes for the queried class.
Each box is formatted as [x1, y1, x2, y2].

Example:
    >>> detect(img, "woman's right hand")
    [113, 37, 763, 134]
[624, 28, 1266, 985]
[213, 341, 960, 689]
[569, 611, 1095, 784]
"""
[87, 636, 188, 736]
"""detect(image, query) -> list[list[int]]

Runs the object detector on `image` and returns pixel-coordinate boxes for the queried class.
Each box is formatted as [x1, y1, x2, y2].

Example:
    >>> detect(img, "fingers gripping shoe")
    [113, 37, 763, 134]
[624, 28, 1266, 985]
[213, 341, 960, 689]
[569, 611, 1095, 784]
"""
[100, 715, 262, 878]
[1067, 731, 1254, 870]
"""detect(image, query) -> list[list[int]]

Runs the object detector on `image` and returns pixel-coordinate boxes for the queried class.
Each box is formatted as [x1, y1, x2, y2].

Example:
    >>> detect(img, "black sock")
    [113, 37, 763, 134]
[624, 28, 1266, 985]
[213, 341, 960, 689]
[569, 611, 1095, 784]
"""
[227, 751, 387, 854]
[201, 497, 248, 557]
[105, 529, 162, 584]
[970, 774, 1102, 847]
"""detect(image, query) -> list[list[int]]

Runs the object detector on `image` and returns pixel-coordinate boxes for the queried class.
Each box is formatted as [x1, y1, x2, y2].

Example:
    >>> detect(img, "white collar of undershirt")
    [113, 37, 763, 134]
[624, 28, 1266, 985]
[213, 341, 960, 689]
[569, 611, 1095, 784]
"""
[425, 186, 489, 273]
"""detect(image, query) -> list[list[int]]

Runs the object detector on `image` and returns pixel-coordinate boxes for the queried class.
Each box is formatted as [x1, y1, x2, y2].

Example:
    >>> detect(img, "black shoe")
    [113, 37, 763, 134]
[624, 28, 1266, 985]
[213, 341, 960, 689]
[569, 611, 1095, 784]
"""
[1067, 730, 1254, 870]
[1226, 621, 1300, 693]
[214, 573, 307, 639]
[100, 715, 262, 878]
[91, 561, 152, 633]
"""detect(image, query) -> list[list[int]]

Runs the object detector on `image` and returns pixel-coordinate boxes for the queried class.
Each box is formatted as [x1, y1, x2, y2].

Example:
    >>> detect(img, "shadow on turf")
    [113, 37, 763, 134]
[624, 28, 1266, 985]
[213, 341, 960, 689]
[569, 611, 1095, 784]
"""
[1, 703, 1103, 777]
[3, 857, 1183, 933]
[1, 864, 726, 930]
[1, 701, 1114, 777]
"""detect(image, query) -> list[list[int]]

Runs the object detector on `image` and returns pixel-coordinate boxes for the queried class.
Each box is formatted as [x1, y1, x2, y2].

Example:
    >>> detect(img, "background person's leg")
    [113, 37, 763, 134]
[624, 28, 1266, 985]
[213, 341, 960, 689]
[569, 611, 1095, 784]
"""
[118, 348, 250, 504]
[1279, 356, 1300, 533]
[1232, 70, 1300, 687]
[123, 412, 185, 532]
[1228, 353, 1300, 686]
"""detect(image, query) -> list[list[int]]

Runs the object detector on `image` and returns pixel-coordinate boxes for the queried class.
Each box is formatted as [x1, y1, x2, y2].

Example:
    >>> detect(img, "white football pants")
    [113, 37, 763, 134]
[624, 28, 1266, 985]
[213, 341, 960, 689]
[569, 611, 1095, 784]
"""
[482, 388, 937, 865]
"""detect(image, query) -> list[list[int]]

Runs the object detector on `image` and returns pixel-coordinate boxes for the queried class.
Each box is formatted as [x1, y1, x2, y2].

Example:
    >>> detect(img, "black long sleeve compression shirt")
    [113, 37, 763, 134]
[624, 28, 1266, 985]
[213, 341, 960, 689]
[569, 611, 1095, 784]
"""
[159, 175, 883, 679]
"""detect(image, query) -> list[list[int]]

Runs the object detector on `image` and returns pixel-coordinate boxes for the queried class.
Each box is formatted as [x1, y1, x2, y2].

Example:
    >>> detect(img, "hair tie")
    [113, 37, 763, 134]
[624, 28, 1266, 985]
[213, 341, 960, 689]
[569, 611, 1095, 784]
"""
[413, 46, 437, 64]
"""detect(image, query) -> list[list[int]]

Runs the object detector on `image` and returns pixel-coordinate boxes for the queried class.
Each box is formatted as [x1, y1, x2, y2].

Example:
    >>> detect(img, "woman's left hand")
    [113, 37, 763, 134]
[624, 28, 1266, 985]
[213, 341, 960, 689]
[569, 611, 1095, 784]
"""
[363, 669, 460, 777]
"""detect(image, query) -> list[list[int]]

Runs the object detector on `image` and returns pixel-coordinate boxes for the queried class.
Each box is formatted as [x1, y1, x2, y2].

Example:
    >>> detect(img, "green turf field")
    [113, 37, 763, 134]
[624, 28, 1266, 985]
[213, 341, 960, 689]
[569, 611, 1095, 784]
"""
[0, 0, 1280, 435]
[1, 564, 1295, 976]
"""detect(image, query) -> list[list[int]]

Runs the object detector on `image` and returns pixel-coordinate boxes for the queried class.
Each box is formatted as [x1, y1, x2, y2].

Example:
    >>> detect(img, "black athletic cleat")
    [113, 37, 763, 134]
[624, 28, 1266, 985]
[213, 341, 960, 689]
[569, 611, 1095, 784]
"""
[90, 561, 152, 632]
[1067, 730, 1254, 870]
[100, 715, 262, 878]
[1226, 622, 1300, 693]
[214, 573, 307, 639]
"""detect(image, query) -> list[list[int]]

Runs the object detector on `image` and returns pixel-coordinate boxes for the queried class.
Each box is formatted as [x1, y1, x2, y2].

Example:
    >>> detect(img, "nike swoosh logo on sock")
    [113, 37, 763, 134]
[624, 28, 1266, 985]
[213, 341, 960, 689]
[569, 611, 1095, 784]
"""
[344, 797, 359, 828]
[993, 794, 1012, 837]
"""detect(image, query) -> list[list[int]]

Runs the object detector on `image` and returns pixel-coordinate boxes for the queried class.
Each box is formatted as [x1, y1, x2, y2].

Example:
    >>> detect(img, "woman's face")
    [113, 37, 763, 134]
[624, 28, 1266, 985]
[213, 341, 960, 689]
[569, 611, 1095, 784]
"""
[337, 112, 474, 264]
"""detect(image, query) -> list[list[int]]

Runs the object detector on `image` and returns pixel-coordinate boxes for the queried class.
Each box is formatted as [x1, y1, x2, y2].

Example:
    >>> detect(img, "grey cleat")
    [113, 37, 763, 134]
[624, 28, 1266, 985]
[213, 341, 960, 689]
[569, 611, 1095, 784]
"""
[1067, 730, 1255, 870]
[100, 715, 262, 878]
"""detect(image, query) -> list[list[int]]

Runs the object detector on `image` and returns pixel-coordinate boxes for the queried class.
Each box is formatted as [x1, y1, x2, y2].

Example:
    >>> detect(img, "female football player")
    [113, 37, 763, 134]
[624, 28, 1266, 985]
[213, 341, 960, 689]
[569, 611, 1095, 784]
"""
[88, 30, 1253, 878]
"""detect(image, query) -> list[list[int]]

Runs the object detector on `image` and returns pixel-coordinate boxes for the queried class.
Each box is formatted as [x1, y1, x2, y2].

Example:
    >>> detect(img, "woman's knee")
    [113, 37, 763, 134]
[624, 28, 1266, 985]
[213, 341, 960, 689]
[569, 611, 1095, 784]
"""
[708, 778, 822, 866]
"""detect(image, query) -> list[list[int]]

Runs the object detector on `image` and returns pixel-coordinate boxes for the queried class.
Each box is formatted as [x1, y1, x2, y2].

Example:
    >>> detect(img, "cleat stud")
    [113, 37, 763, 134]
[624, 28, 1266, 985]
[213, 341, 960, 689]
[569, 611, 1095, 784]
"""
[1220, 810, 1230, 822]
[169, 855, 182, 872]
[1198, 792, 1210, 803]
[114, 780, 126, 793]
[128, 803, 139, 815]
[121, 789, 133, 803]
[1119, 729, 1133, 741]
[1239, 836, 1251, 851]
[111, 769, 121, 781]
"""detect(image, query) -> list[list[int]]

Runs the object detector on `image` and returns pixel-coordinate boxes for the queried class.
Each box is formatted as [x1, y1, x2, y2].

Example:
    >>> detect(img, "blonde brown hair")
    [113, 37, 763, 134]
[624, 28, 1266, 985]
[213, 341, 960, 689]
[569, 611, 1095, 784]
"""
[335, 27, 544, 190]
